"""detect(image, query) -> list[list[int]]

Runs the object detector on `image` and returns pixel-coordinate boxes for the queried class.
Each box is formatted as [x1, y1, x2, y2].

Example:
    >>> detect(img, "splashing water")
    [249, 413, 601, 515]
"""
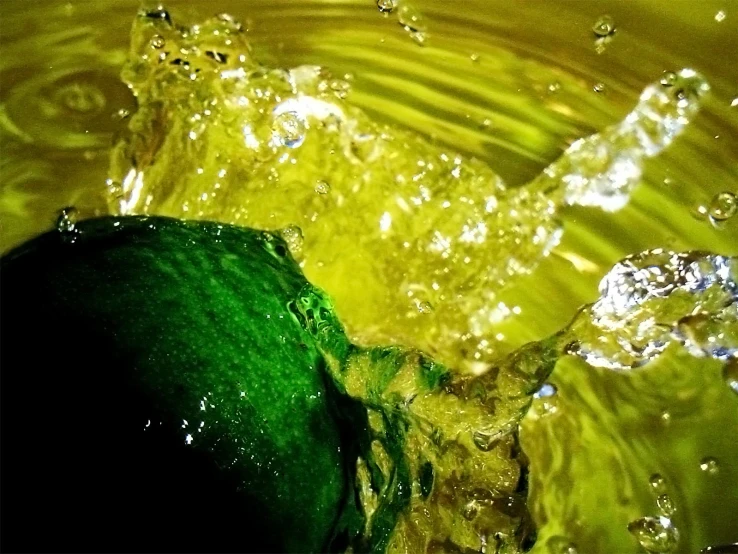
[567, 250, 737, 370]
[275, 245, 736, 552]
[109, 9, 711, 372]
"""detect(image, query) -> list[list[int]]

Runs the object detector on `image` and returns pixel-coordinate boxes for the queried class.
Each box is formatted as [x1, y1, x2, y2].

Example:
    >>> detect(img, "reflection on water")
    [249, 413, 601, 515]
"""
[1, 1, 737, 553]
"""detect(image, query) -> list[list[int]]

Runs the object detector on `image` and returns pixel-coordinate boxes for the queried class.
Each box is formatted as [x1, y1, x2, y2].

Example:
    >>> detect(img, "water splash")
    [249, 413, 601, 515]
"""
[108, 9, 712, 371]
[568, 250, 737, 370]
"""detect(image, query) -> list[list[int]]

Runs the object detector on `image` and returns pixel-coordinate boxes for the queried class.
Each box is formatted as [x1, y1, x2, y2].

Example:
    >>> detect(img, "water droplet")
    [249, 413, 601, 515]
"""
[731, 97, 738, 108]
[470, 53, 480, 62]
[593, 15, 616, 37]
[56, 207, 78, 240]
[461, 499, 480, 520]
[417, 300, 434, 314]
[724, 358, 738, 395]
[715, 10, 727, 22]
[397, 4, 428, 45]
[271, 111, 306, 148]
[657, 493, 676, 517]
[660, 71, 678, 87]
[650, 473, 666, 493]
[377, 0, 395, 13]
[699, 456, 719, 475]
[709, 191, 738, 221]
[627, 516, 679, 553]
[547, 81, 561, 94]
[593, 82, 606, 93]
[315, 180, 331, 195]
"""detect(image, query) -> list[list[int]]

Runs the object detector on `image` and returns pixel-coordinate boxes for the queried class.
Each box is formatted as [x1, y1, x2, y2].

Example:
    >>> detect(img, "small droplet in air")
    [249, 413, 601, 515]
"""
[709, 191, 738, 222]
[272, 111, 306, 148]
[592, 15, 616, 37]
[699, 456, 719, 475]
[315, 180, 331, 195]
[417, 300, 434, 314]
[470, 53, 480, 62]
[649, 473, 667, 493]
[657, 493, 676, 517]
[593, 82, 606, 93]
[715, 10, 727, 23]
[627, 516, 679, 553]
[56, 206, 78, 240]
[377, 0, 395, 13]
[724, 358, 738, 395]
[150, 34, 166, 49]
[660, 71, 678, 87]
[731, 97, 738, 108]
[397, 4, 428, 46]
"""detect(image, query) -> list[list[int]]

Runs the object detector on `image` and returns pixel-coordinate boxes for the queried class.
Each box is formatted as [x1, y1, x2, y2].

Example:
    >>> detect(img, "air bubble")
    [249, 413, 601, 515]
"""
[699, 457, 719, 475]
[377, 0, 395, 13]
[709, 191, 738, 222]
[315, 180, 331, 195]
[627, 516, 679, 553]
[272, 111, 306, 148]
[592, 15, 616, 37]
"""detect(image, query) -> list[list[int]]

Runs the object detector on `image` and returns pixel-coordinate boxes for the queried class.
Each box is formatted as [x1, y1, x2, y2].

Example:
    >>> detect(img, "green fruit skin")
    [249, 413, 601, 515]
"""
[0, 216, 364, 553]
